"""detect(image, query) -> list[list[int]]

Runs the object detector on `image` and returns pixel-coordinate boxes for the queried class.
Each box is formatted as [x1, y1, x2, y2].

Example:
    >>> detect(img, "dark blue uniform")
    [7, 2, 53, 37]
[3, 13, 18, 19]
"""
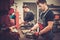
[38, 9, 54, 40]
[24, 12, 34, 22]
[23, 12, 34, 29]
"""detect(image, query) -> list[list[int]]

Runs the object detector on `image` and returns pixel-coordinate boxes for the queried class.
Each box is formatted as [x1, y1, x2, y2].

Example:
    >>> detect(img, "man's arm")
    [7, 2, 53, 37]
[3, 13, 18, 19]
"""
[39, 10, 54, 35]
[30, 23, 39, 31]
[39, 21, 54, 35]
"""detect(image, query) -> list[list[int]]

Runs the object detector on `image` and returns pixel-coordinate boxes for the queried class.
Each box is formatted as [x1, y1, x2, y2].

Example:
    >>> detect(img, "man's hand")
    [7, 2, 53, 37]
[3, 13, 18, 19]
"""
[9, 26, 18, 32]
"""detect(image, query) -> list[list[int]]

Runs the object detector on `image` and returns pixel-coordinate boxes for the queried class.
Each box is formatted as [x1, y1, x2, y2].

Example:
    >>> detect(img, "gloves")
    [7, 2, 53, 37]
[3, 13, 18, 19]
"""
[34, 32, 39, 36]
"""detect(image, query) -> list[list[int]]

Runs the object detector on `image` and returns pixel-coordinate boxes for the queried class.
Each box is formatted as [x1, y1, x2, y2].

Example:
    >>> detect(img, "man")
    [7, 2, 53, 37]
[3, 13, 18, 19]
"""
[20, 5, 34, 29]
[29, 0, 54, 40]
[23, 5, 34, 23]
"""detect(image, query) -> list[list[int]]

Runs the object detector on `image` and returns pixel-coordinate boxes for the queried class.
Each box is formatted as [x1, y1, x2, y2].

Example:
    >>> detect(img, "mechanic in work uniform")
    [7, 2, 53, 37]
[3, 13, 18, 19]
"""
[30, 0, 54, 40]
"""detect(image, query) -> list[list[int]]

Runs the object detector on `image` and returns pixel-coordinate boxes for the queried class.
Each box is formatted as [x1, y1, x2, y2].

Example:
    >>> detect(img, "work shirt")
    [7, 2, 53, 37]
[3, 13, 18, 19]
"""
[38, 9, 54, 40]
[24, 12, 34, 22]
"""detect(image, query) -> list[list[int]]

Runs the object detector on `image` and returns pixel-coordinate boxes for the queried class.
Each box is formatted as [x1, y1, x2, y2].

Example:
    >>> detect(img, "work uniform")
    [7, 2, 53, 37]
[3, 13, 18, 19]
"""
[38, 9, 54, 40]
[22, 12, 34, 29]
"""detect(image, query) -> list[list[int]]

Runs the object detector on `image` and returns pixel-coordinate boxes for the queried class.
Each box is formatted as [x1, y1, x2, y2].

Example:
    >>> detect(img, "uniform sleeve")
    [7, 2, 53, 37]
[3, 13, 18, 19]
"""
[47, 10, 54, 21]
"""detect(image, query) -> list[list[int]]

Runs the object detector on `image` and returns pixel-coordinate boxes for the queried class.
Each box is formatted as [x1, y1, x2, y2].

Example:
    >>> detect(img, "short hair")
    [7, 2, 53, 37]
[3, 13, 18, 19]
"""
[37, 0, 47, 4]
[22, 5, 29, 8]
